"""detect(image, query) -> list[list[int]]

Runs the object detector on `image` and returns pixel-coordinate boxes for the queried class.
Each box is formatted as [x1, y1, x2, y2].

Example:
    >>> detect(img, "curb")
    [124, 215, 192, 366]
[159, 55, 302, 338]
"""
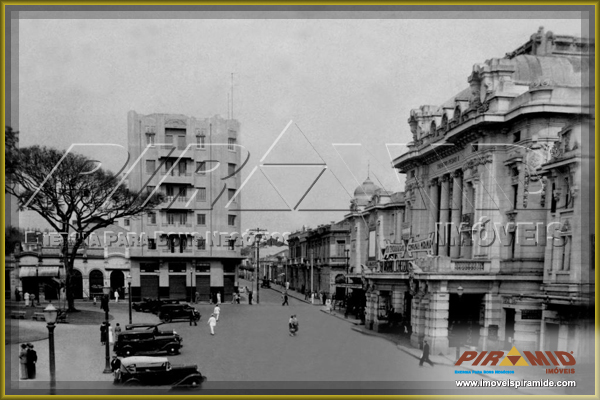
[319, 309, 361, 325]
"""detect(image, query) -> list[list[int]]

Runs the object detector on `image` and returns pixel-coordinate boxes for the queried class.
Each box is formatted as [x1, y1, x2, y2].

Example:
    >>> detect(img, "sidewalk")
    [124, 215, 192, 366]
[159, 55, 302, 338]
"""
[267, 282, 323, 306]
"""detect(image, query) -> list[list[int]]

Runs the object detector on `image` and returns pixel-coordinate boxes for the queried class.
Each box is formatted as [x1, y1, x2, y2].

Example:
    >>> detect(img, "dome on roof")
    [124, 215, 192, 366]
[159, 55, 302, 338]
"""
[353, 177, 381, 200]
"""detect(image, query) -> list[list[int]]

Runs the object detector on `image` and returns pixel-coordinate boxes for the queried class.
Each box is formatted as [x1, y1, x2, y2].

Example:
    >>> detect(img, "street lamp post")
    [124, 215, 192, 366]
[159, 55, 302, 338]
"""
[345, 246, 350, 318]
[126, 274, 132, 325]
[102, 286, 112, 374]
[36, 266, 40, 306]
[43, 303, 58, 395]
[256, 234, 262, 305]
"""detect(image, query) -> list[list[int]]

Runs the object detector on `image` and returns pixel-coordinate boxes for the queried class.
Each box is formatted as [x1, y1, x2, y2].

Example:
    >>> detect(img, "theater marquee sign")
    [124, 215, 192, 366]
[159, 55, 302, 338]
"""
[381, 233, 435, 273]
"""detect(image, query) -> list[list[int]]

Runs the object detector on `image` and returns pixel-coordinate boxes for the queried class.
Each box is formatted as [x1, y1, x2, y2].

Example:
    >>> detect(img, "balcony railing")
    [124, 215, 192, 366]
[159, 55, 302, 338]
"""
[452, 260, 485, 272]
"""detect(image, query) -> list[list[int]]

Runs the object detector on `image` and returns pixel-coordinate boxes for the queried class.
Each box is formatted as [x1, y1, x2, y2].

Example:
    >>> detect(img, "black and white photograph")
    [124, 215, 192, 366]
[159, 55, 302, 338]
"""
[4, 5, 596, 396]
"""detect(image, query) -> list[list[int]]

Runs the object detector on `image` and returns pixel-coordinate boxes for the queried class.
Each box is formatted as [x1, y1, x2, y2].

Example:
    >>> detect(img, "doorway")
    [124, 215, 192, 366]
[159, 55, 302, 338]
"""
[504, 308, 516, 350]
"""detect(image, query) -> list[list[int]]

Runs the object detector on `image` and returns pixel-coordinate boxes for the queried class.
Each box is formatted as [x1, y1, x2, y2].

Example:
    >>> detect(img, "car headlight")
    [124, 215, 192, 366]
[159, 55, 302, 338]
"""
[173, 331, 177, 335]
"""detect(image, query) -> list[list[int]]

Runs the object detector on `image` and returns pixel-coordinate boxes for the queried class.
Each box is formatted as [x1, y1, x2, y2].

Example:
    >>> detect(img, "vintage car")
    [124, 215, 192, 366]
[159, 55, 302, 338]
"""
[113, 356, 206, 388]
[132, 298, 186, 314]
[158, 304, 201, 323]
[113, 329, 183, 357]
[125, 323, 176, 336]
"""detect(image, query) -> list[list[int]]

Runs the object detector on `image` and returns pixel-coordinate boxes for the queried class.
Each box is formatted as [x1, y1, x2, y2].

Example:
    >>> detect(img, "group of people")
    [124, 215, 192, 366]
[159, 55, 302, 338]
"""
[100, 321, 122, 346]
[18, 343, 37, 380]
[15, 289, 36, 307]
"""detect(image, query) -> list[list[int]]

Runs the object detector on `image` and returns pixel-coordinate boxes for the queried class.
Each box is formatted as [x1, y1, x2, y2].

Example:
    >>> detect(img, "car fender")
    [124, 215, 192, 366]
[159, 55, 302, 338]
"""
[171, 373, 204, 388]
[160, 340, 181, 351]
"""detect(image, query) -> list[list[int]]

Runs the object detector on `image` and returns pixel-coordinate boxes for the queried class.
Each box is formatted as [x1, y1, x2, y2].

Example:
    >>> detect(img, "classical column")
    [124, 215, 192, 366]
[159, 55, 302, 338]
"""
[426, 289, 450, 355]
[439, 175, 451, 256]
[428, 178, 439, 236]
[450, 171, 463, 258]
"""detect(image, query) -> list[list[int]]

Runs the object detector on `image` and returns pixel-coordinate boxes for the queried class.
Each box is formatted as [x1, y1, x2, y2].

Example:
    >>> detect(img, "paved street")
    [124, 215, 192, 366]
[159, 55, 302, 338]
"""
[5, 280, 591, 395]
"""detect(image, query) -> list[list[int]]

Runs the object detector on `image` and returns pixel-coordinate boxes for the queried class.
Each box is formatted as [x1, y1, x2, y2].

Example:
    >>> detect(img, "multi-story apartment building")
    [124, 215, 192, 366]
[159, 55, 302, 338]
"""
[127, 111, 243, 303]
[390, 28, 593, 357]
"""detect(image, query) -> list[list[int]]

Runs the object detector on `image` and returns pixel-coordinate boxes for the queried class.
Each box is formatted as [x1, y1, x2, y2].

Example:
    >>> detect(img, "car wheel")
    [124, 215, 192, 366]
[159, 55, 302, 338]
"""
[167, 346, 178, 355]
[163, 314, 172, 323]
[124, 379, 141, 386]
[123, 346, 134, 357]
[189, 377, 202, 387]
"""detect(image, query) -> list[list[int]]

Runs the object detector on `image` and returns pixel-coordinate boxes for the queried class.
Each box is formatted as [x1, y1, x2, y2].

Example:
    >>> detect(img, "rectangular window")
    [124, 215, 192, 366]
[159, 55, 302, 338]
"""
[196, 262, 210, 272]
[197, 214, 206, 225]
[228, 138, 236, 151]
[197, 135, 205, 149]
[228, 239, 235, 251]
[513, 131, 521, 143]
[177, 135, 186, 150]
[196, 161, 206, 175]
[148, 238, 156, 250]
[561, 235, 572, 271]
[165, 134, 173, 145]
[146, 134, 155, 146]
[148, 212, 156, 225]
[124, 218, 130, 227]
[510, 231, 516, 259]
[179, 213, 187, 225]
[177, 186, 187, 199]
[165, 160, 174, 175]
[166, 185, 174, 197]
[146, 160, 156, 174]
[228, 188, 236, 202]
[337, 240, 346, 257]
[197, 188, 207, 202]
[169, 263, 186, 273]
[178, 161, 186, 175]
[512, 184, 519, 209]
[228, 215, 236, 226]
[228, 163, 236, 176]
[140, 263, 159, 273]
[167, 213, 175, 225]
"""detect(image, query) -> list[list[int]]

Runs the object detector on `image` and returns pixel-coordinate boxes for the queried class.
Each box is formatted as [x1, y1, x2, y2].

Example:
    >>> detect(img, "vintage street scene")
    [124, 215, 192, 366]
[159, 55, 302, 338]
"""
[4, 7, 595, 397]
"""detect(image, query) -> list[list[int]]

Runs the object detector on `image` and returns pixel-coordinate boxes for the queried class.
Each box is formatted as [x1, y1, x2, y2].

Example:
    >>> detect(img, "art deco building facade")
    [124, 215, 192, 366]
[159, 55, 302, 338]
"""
[387, 28, 593, 360]
[127, 111, 243, 303]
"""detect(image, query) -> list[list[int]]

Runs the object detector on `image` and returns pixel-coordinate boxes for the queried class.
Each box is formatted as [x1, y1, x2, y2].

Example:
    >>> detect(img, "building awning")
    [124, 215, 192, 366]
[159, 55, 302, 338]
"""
[19, 266, 60, 278]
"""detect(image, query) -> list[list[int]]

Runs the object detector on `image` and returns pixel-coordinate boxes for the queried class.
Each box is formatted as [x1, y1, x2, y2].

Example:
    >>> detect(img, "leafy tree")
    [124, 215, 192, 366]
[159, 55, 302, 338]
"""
[6, 145, 163, 311]
[5, 126, 19, 178]
[5, 225, 24, 255]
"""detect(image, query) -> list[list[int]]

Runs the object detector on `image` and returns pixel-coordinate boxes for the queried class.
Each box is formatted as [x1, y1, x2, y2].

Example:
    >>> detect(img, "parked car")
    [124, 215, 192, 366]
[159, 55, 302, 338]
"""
[113, 356, 206, 388]
[125, 323, 176, 336]
[133, 298, 187, 314]
[158, 304, 201, 323]
[113, 329, 183, 357]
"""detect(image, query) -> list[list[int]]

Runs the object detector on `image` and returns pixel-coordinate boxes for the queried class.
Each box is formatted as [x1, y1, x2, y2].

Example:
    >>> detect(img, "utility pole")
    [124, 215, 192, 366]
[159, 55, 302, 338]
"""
[249, 228, 267, 304]
[310, 248, 314, 304]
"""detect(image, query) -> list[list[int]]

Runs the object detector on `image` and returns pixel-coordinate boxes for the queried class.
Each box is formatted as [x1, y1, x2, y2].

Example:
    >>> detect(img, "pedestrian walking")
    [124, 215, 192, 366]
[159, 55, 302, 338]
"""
[93, 296, 97, 306]
[189, 312, 197, 326]
[100, 322, 108, 345]
[24, 292, 30, 307]
[288, 315, 295, 336]
[19, 344, 28, 380]
[195, 291, 200, 304]
[214, 304, 221, 321]
[282, 293, 289, 306]
[108, 323, 115, 345]
[110, 355, 121, 372]
[30, 293, 36, 307]
[114, 290, 119, 303]
[26, 343, 37, 379]
[207, 314, 217, 335]
[114, 323, 122, 340]
[216, 292, 221, 305]
[289, 315, 299, 336]
[419, 340, 435, 367]
[248, 290, 253, 305]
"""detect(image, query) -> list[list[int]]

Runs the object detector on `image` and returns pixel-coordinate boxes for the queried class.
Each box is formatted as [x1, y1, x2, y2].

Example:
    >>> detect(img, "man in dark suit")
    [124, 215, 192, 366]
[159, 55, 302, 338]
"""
[26, 343, 37, 379]
[419, 339, 435, 367]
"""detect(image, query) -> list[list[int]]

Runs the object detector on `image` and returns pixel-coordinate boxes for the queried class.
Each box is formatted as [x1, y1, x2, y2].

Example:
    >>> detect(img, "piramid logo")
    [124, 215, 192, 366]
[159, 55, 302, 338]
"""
[455, 346, 576, 367]
[498, 347, 529, 366]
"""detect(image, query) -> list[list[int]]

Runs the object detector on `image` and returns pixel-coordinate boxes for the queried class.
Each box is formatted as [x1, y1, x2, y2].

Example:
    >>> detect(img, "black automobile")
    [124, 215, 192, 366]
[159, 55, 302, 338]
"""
[158, 304, 201, 323]
[113, 356, 206, 388]
[113, 330, 183, 357]
[133, 298, 186, 314]
[125, 323, 176, 336]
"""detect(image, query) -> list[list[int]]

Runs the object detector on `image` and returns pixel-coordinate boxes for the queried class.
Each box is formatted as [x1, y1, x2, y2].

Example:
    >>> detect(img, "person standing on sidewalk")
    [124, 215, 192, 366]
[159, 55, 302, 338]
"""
[114, 290, 119, 303]
[248, 290, 253, 305]
[189, 312, 198, 326]
[26, 344, 37, 379]
[214, 304, 221, 321]
[100, 321, 108, 345]
[419, 340, 435, 367]
[19, 344, 28, 380]
[282, 292, 289, 306]
[114, 323, 122, 340]
[207, 314, 217, 335]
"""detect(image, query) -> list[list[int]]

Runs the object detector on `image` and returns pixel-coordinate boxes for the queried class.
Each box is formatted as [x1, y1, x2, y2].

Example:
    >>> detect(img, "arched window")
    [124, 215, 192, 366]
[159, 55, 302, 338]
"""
[442, 114, 448, 132]
[454, 106, 461, 122]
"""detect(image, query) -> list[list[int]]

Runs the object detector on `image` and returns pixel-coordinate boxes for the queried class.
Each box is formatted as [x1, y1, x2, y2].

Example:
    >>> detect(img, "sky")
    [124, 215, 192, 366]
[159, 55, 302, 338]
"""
[15, 12, 585, 234]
